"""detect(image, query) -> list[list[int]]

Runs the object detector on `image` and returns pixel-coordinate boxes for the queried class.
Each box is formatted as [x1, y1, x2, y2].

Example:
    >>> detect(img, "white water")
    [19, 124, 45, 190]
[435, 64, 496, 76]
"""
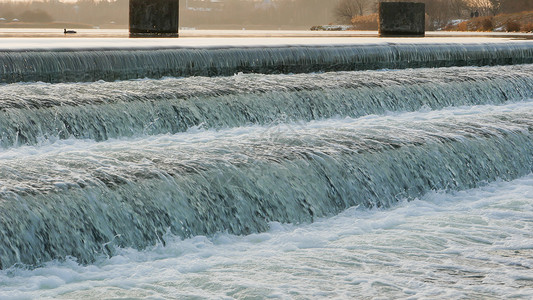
[1, 174, 531, 299]
[1, 37, 532, 297]
[2, 64, 533, 149]
[2, 99, 533, 160]
[2, 39, 533, 84]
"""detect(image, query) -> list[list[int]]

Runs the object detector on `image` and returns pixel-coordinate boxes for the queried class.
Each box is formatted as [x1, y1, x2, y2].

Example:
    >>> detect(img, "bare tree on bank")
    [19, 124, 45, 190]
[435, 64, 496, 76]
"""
[335, 0, 374, 24]
[487, 0, 505, 16]
[467, 0, 507, 16]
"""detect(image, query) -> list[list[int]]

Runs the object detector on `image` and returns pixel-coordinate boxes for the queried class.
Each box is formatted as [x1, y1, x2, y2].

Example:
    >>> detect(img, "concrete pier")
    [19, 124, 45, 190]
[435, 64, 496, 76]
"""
[129, 0, 179, 37]
[379, 2, 425, 37]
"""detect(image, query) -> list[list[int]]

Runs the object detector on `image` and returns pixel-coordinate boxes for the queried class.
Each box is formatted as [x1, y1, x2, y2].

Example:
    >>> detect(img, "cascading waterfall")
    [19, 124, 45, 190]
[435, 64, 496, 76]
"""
[0, 103, 532, 268]
[1, 64, 533, 148]
[0, 36, 532, 275]
[1, 42, 533, 83]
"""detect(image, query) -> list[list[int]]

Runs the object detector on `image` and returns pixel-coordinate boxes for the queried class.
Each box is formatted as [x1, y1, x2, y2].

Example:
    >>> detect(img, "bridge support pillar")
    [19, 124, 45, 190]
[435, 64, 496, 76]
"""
[379, 2, 425, 37]
[129, 0, 179, 38]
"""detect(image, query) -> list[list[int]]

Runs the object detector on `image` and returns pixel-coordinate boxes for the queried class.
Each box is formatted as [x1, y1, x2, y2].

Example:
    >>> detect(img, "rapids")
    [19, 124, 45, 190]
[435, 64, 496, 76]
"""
[0, 102, 531, 268]
[0, 65, 532, 148]
[0, 37, 532, 298]
[1, 42, 533, 83]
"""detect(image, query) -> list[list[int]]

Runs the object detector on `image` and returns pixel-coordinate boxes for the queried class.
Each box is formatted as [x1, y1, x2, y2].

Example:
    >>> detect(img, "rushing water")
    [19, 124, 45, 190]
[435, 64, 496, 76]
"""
[1, 42, 533, 83]
[1, 65, 533, 148]
[1, 174, 532, 299]
[0, 40, 532, 298]
[1, 100, 532, 268]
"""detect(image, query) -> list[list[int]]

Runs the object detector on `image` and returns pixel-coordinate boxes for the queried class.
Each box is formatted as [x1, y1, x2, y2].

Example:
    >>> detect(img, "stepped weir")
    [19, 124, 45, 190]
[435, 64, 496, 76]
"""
[0, 36, 532, 270]
[1, 40, 533, 84]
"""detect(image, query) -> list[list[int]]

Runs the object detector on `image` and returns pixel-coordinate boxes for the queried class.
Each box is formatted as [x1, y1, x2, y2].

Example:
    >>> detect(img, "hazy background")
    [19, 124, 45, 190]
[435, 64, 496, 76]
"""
[0, 0, 531, 30]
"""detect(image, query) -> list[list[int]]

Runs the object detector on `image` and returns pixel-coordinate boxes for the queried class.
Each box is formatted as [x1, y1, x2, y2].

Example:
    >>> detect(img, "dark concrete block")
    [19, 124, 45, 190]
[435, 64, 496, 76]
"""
[379, 2, 425, 37]
[130, 0, 179, 37]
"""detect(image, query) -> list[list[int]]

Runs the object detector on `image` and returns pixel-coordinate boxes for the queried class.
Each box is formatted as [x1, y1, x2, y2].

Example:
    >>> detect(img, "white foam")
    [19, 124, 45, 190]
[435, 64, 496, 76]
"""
[1, 99, 531, 160]
[1, 173, 532, 299]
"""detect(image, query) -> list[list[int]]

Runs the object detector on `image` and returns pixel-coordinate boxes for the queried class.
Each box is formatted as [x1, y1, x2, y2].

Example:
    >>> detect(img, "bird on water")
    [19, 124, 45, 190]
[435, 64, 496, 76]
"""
[64, 29, 77, 34]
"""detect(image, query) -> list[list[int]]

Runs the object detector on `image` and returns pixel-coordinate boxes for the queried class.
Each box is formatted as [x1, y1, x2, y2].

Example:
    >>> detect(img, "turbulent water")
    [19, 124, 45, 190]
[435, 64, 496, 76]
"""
[1, 64, 533, 148]
[1, 42, 533, 83]
[1, 175, 532, 299]
[1, 101, 532, 268]
[0, 41, 533, 298]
